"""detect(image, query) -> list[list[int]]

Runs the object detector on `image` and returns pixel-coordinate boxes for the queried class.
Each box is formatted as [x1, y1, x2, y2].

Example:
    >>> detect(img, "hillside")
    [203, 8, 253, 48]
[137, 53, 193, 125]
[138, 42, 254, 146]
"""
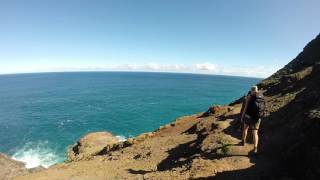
[8, 33, 320, 180]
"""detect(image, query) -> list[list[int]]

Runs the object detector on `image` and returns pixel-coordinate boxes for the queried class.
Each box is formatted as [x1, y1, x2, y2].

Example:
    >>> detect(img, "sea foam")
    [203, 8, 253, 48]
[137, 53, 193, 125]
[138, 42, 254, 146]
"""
[12, 141, 63, 169]
[12, 136, 126, 169]
[115, 135, 127, 142]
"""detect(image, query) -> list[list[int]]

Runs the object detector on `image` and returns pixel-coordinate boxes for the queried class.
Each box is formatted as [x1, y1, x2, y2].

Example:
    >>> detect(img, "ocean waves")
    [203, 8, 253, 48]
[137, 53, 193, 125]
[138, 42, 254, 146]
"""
[11, 134, 127, 169]
[115, 135, 127, 142]
[12, 141, 64, 169]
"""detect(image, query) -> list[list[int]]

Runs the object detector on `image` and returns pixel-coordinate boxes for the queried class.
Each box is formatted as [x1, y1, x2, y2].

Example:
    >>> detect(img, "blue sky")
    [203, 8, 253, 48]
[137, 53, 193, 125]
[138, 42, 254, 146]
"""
[0, 0, 319, 77]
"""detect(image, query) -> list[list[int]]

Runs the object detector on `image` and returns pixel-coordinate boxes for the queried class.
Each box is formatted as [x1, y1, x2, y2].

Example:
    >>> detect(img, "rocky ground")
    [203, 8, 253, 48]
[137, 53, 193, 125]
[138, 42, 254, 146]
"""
[14, 105, 272, 180]
[0, 153, 44, 180]
[0, 153, 29, 180]
[2, 33, 319, 180]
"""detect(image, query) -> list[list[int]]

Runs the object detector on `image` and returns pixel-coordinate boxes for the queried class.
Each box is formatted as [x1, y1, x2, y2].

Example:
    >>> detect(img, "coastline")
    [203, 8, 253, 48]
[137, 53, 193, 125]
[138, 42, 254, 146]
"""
[2, 33, 320, 180]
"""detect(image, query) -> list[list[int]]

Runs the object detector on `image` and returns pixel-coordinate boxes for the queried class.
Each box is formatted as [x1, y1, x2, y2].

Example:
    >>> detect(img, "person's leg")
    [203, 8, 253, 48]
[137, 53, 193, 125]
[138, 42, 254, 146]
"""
[252, 119, 261, 153]
[253, 129, 259, 152]
[237, 117, 242, 132]
[242, 123, 249, 145]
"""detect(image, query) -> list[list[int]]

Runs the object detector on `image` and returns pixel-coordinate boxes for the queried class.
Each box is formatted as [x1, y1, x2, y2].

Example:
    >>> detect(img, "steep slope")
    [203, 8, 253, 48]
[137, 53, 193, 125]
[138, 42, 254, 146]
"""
[14, 33, 320, 180]
[257, 33, 320, 179]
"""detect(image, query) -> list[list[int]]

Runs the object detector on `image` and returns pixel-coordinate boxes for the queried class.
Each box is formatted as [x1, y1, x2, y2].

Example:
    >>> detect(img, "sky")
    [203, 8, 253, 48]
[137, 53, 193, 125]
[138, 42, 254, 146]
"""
[0, 0, 319, 77]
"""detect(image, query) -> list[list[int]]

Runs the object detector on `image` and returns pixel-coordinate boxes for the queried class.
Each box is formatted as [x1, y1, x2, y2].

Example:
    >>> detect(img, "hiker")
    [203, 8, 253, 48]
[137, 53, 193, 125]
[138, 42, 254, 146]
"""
[240, 86, 265, 154]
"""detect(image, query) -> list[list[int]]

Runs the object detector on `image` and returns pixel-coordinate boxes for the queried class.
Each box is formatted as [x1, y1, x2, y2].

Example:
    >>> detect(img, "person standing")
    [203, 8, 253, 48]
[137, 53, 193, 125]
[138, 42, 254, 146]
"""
[240, 86, 265, 154]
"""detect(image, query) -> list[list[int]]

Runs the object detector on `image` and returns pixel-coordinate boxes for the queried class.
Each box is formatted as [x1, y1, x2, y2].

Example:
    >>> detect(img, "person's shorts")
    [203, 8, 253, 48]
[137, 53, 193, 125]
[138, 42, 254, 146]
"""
[244, 115, 261, 130]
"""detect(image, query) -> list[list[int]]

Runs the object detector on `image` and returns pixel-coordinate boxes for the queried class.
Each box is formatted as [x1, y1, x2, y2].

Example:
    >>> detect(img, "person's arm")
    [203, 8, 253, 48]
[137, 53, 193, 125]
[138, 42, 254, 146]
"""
[240, 95, 249, 122]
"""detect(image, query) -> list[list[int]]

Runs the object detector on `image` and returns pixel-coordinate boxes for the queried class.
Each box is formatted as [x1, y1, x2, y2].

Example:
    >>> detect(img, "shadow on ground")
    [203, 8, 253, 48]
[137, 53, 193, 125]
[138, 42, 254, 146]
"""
[127, 169, 153, 175]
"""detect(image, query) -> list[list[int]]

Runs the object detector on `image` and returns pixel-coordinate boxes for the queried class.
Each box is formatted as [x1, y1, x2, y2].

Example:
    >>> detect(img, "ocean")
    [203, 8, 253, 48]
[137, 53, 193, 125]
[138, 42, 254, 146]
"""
[0, 72, 260, 168]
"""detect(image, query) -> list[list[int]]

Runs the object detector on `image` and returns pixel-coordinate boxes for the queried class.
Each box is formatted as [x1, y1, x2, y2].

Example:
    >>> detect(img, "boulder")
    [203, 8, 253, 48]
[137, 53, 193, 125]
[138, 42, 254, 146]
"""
[67, 132, 119, 162]
[199, 105, 234, 118]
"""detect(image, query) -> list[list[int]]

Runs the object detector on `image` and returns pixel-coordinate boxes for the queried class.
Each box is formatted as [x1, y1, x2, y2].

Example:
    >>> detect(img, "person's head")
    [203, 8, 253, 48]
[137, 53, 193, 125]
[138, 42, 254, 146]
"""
[250, 86, 258, 95]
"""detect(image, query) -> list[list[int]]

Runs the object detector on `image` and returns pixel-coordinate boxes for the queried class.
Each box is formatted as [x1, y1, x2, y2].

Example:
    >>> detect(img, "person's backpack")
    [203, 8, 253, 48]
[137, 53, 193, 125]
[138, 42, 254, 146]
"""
[246, 93, 266, 119]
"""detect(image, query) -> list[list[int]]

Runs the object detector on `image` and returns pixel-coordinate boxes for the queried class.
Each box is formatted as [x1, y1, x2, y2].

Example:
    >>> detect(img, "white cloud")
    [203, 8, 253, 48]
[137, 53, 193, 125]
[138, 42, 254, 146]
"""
[145, 63, 161, 70]
[0, 61, 283, 78]
[218, 65, 282, 78]
[125, 64, 138, 70]
[195, 62, 216, 71]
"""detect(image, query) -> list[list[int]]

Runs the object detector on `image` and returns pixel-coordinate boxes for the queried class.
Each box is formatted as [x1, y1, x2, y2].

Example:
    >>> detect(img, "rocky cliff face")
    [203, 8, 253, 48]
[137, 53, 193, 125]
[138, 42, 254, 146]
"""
[11, 33, 320, 180]
[257, 33, 320, 179]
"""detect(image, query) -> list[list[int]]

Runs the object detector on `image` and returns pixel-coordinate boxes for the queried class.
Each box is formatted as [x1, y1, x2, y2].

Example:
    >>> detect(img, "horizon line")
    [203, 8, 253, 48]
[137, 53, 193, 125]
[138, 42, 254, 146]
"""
[0, 70, 264, 79]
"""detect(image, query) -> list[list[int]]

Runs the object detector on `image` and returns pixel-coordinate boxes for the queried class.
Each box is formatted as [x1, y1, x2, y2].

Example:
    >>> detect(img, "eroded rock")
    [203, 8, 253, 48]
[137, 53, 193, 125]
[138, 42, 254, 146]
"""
[67, 132, 119, 162]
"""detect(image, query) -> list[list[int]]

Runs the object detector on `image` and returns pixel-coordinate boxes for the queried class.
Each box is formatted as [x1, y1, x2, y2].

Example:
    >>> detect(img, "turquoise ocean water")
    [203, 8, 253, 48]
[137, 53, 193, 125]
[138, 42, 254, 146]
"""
[0, 72, 260, 168]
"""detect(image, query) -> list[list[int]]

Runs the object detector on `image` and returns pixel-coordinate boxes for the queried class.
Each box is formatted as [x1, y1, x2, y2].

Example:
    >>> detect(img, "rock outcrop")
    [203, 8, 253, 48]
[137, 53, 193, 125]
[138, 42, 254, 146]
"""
[67, 131, 119, 161]
[199, 105, 235, 118]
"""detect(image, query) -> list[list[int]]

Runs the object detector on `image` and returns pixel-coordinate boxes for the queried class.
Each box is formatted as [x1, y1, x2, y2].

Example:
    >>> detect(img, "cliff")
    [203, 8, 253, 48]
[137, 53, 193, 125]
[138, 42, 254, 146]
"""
[0, 153, 44, 180]
[0, 153, 29, 180]
[10, 33, 320, 180]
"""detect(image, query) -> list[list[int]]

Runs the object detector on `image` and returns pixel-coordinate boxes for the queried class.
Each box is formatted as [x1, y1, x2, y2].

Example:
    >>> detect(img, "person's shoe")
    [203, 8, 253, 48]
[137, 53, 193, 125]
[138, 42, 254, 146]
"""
[240, 140, 246, 146]
[253, 147, 258, 154]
